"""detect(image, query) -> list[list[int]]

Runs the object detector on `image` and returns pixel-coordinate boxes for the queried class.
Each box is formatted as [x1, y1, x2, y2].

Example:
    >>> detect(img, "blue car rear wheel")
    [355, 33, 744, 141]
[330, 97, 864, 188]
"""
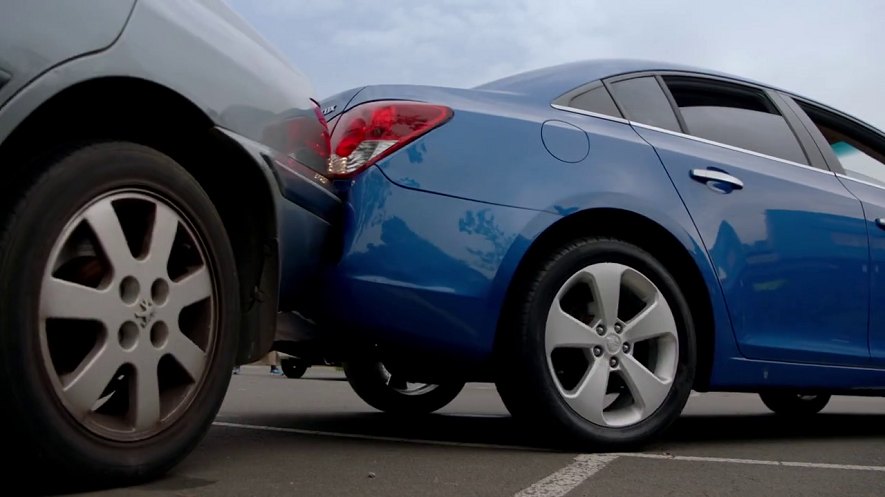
[759, 392, 830, 416]
[496, 237, 696, 449]
[343, 356, 465, 415]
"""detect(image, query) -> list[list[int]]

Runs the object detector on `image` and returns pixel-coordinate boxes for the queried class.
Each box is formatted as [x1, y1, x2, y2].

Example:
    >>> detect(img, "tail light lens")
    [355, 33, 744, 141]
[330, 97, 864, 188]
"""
[328, 101, 453, 178]
[264, 99, 331, 177]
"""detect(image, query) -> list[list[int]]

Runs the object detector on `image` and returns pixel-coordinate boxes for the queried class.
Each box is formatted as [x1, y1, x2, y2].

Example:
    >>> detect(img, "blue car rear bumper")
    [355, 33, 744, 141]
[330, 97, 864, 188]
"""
[322, 166, 559, 365]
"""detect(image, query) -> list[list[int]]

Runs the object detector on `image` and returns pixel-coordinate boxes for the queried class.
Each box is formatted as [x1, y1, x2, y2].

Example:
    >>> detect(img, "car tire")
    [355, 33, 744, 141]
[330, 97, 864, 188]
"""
[496, 237, 696, 450]
[343, 357, 465, 415]
[280, 357, 309, 379]
[0, 142, 240, 486]
[759, 392, 830, 416]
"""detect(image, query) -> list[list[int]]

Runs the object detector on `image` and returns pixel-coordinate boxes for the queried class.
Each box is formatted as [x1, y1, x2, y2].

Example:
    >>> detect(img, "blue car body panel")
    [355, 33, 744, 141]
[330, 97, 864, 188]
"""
[322, 59, 885, 391]
[327, 85, 743, 376]
[329, 166, 559, 362]
[836, 178, 885, 366]
[633, 125, 870, 367]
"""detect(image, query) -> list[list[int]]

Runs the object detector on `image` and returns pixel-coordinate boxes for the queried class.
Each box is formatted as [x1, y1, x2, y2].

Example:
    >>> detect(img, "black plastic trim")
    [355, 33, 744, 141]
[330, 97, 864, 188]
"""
[654, 74, 688, 133]
[766, 90, 828, 171]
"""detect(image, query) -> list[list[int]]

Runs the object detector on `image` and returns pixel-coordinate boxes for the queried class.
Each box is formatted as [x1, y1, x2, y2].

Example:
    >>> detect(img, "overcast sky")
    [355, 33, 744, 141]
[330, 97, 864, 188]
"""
[228, 0, 885, 129]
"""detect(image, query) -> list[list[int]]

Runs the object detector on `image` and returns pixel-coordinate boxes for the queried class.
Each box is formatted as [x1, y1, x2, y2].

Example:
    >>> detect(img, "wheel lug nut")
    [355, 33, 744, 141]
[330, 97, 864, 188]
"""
[623, 343, 631, 353]
[593, 346, 603, 357]
[596, 325, 605, 335]
[614, 323, 623, 333]
[609, 357, 619, 368]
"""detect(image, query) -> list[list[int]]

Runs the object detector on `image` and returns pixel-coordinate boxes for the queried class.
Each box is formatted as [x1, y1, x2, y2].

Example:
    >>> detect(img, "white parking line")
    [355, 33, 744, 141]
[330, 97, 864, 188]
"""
[513, 452, 885, 497]
[612, 452, 885, 472]
[514, 454, 617, 497]
[214, 421, 885, 497]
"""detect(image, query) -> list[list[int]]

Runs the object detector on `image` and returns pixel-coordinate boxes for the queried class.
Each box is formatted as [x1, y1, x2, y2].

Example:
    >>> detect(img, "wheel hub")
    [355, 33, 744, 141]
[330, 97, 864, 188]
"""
[134, 297, 156, 329]
[604, 334, 622, 355]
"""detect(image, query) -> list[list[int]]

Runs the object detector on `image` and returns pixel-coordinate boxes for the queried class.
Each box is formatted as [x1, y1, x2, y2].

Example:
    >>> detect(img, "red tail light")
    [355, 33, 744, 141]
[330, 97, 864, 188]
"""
[328, 101, 453, 178]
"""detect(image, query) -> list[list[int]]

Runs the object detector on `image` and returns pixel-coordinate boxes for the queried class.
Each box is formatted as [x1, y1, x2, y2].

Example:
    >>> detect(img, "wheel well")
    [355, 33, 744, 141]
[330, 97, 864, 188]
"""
[0, 76, 278, 363]
[497, 208, 715, 390]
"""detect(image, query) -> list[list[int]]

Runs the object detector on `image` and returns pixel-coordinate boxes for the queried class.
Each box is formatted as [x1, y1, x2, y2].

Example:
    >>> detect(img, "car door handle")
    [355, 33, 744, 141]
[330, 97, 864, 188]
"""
[875, 218, 885, 230]
[690, 169, 744, 189]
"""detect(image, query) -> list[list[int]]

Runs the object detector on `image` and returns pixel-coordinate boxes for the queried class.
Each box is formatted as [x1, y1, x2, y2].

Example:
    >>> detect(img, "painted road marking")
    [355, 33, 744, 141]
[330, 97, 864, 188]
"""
[514, 454, 617, 497]
[214, 421, 885, 497]
[513, 452, 885, 497]
[611, 452, 885, 472]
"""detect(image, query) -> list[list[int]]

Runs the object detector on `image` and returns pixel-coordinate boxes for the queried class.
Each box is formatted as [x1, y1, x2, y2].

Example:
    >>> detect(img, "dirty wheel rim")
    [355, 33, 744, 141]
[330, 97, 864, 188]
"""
[38, 190, 217, 441]
[545, 262, 679, 428]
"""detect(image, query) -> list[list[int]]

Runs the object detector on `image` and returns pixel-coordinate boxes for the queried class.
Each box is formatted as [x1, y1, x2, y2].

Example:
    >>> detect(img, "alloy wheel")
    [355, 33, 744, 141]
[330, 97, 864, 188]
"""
[545, 262, 679, 428]
[38, 190, 217, 441]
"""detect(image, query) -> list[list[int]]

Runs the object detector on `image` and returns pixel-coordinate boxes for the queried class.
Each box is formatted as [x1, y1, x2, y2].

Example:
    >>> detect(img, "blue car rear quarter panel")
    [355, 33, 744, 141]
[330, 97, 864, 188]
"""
[372, 90, 670, 213]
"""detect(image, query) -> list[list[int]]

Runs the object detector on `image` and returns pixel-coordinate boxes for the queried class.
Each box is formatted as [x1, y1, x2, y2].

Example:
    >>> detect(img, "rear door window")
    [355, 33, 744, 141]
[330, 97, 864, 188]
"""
[661, 76, 809, 165]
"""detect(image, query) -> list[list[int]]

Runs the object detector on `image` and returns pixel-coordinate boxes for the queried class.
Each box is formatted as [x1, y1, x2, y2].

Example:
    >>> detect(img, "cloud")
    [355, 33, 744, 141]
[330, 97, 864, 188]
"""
[226, 0, 885, 128]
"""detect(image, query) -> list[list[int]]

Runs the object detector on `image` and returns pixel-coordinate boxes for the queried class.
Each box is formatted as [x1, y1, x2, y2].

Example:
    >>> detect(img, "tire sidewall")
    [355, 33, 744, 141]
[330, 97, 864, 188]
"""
[281, 358, 308, 379]
[343, 358, 465, 415]
[519, 239, 696, 447]
[759, 392, 831, 415]
[0, 143, 240, 481]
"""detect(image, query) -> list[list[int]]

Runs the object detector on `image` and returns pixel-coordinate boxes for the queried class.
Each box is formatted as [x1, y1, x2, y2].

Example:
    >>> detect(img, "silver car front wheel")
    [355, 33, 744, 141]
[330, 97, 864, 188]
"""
[40, 190, 216, 441]
[0, 143, 240, 485]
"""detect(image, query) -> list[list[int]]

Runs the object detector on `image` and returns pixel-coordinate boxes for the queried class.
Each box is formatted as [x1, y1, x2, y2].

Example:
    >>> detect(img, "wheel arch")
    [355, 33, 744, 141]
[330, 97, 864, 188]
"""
[0, 76, 280, 364]
[494, 207, 716, 390]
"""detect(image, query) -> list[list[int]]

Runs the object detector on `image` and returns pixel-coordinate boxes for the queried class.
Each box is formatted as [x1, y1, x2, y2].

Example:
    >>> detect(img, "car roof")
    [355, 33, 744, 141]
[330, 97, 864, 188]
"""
[474, 58, 777, 100]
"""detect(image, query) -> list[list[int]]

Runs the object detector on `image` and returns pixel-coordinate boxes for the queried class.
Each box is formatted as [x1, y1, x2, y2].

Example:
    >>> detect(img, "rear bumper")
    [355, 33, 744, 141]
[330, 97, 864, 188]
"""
[319, 166, 558, 369]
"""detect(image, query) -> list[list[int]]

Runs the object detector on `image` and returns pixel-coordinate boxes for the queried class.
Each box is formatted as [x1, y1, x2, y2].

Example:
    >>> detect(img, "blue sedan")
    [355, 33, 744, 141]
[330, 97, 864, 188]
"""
[311, 59, 885, 447]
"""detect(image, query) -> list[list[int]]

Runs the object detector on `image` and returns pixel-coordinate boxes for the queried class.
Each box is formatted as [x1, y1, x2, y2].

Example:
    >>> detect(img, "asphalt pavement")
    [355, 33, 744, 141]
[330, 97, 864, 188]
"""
[60, 366, 885, 497]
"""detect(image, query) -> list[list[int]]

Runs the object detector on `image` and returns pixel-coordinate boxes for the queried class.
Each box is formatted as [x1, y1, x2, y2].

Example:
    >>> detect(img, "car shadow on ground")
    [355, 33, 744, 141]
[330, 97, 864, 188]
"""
[663, 413, 885, 443]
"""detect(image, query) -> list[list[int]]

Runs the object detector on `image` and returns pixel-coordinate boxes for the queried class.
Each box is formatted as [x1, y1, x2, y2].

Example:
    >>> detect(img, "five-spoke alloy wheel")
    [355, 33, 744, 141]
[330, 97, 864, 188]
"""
[497, 237, 696, 449]
[544, 262, 680, 428]
[0, 143, 240, 484]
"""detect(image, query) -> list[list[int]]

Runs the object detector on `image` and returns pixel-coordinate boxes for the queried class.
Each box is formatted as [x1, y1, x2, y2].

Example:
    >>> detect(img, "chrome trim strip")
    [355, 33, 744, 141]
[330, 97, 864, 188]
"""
[550, 103, 629, 125]
[630, 121, 834, 176]
[836, 173, 885, 192]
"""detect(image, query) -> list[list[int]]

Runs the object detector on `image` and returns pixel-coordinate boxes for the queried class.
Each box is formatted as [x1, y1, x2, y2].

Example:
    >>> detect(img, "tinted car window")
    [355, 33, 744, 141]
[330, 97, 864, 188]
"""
[798, 101, 885, 186]
[608, 76, 681, 132]
[567, 85, 622, 118]
[663, 76, 809, 165]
